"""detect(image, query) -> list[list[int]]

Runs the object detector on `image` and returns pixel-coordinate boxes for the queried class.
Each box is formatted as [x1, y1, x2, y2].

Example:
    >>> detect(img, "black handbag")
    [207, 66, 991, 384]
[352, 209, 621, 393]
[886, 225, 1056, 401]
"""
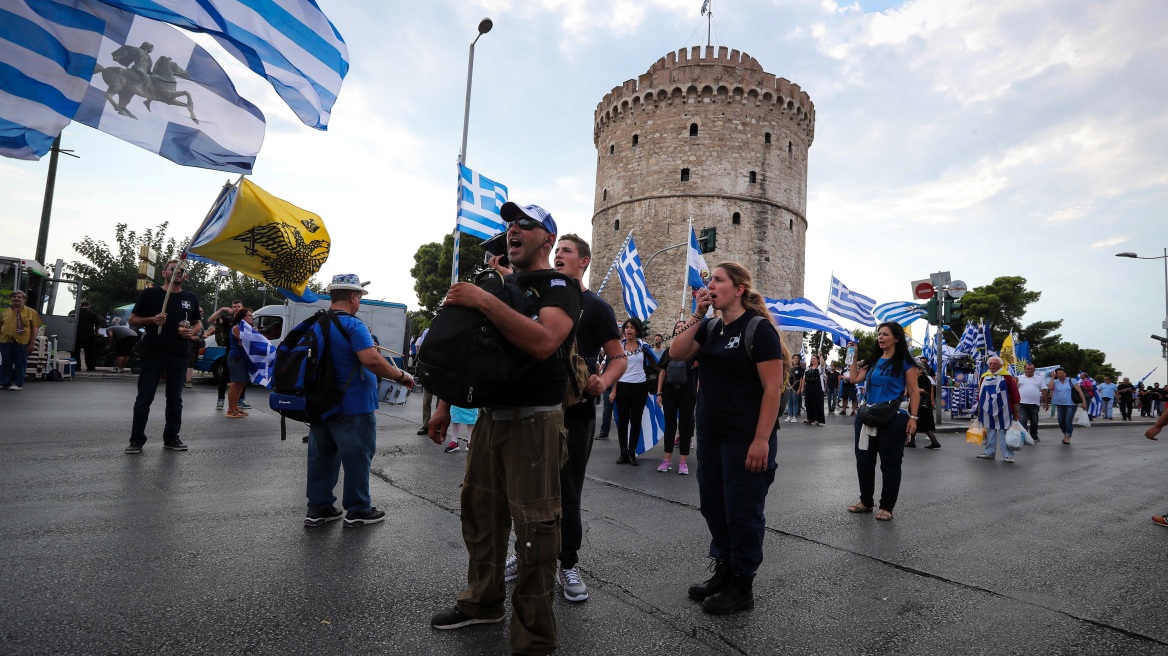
[858, 395, 903, 428]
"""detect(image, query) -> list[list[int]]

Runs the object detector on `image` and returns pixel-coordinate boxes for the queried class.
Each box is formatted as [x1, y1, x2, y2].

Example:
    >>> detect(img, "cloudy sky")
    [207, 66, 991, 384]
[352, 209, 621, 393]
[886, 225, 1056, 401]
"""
[3, 0, 1167, 380]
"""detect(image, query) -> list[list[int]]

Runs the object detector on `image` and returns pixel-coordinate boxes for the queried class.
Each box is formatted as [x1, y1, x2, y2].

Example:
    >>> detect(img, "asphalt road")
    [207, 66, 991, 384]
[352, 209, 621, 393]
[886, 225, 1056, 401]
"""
[1, 375, 1166, 655]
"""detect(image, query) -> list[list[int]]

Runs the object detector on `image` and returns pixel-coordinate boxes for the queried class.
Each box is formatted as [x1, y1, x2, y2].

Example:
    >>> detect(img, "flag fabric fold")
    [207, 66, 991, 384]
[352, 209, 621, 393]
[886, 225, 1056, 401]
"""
[616, 236, 658, 322]
[612, 395, 666, 456]
[764, 296, 855, 346]
[187, 178, 329, 296]
[687, 226, 708, 288]
[0, 0, 104, 159]
[827, 276, 876, 325]
[456, 164, 508, 240]
[92, 0, 349, 129]
[238, 320, 275, 386]
[873, 301, 925, 327]
[922, 325, 936, 365]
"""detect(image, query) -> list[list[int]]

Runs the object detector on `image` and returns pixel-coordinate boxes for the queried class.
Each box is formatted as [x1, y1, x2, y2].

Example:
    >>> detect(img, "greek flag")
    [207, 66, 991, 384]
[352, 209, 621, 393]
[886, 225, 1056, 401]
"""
[873, 301, 925, 327]
[0, 0, 104, 159]
[456, 164, 508, 240]
[827, 276, 876, 325]
[238, 320, 276, 386]
[764, 296, 855, 346]
[616, 236, 658, 321]
[922, 325, 936, 364]
[93, 0, 349, 129]
[955, 321, 979, 355]
[687, 226, 709, 288]
[612, 395, 666, 456]
[1137, 368, 1157, 385]
[700, 0, 710, 16]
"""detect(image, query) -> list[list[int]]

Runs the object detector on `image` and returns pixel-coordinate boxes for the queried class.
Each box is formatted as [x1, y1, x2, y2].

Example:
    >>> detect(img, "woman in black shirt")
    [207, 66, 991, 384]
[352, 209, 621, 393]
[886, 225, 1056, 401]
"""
[801, 354, 826, 425]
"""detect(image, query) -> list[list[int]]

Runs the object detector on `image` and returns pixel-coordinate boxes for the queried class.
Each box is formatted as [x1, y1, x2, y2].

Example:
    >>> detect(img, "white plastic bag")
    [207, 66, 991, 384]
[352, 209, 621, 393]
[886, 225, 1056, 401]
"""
[1075, 409, 1091, 428]
[1005, 421, 1025, 450]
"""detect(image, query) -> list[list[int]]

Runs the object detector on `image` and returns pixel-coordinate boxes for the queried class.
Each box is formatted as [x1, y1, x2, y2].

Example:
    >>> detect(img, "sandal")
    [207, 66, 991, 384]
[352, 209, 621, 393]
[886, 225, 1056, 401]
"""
[847, 502, 873, 514]
[227, 410, 248, 418]
[875, 509, 893, 521]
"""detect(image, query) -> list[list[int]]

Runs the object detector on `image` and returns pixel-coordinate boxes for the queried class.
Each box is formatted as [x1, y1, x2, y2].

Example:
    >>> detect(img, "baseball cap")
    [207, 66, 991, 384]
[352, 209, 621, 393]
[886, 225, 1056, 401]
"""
[326, 273, 369, 295]
[501, 202, 557, 234]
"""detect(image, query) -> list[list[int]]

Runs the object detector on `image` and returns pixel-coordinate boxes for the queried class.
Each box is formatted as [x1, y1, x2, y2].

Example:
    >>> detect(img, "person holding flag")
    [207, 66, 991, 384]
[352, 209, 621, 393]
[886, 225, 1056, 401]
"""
[668, 261, 788, 615]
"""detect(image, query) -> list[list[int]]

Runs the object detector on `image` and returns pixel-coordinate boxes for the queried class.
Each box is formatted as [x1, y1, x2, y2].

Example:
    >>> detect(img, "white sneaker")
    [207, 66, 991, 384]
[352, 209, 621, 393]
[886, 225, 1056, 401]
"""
[9, 385, 22, 391]
[558, 566, 589, 602]
[504, 553, 518, 582]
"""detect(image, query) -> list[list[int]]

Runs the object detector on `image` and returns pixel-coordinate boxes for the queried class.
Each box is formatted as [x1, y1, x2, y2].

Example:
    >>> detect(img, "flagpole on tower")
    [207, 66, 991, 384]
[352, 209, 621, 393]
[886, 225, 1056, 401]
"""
[702, 0, 713, 47]
[451, 18, 494, 286]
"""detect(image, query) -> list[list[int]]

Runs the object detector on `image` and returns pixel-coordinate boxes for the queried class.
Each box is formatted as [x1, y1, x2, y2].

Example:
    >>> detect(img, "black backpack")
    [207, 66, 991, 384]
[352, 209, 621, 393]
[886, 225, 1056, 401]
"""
[268, 310, 358, 440]
[417, 269, 579, 408]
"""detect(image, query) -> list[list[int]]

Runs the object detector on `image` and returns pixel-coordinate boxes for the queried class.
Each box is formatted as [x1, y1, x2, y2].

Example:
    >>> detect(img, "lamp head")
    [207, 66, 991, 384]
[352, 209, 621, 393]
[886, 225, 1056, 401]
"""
[1116, 252, 1138, 258]
[478, 18, 493, 34]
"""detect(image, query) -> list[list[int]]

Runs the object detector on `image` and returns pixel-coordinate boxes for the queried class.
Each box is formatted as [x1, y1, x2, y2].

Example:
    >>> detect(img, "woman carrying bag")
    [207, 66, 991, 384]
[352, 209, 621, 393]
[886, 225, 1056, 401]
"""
[655, 320, 698, 474]
[847, 322, 920, 522]
[669, 262, 788, 615]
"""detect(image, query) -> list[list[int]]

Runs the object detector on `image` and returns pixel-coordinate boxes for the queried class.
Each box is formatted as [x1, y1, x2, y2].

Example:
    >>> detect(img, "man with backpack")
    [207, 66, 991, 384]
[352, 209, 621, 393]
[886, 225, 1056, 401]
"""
[426, 203, 581, 656]
[302, 274, 415, 528]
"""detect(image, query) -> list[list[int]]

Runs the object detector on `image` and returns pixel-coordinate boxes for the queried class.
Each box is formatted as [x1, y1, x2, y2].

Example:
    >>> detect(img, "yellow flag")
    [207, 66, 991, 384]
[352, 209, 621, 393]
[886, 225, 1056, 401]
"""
[189, 179, 330, 296]
[1001, 333, 1016, 365]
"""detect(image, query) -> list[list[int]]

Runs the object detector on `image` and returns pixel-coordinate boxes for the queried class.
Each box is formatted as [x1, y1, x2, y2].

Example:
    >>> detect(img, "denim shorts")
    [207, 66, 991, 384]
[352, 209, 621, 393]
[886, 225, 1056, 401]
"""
[228, 355, 249, 383]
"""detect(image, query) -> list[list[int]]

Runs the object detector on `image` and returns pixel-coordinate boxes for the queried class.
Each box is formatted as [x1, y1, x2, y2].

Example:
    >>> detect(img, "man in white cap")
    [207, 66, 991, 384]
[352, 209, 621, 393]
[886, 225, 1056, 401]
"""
[304, 273, 415, 528]
[428, 203, 581, 656]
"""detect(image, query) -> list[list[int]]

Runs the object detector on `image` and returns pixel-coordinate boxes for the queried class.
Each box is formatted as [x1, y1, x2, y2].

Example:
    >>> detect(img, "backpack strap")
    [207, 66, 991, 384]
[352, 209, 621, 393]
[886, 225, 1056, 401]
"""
[741, 314, 767, 363]
[324, 310, 361, 393]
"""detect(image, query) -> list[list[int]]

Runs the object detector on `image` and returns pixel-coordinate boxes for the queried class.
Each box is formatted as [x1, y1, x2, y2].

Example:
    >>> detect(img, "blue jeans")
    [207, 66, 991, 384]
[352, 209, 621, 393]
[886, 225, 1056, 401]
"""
[306, 412, 377, 512]
[1056, 404, 1077, 437]
[785, 391, 800, 417]
[1101, 398, 1113, 419]
[696, 432, 778, 577]
[827, 385, 838, 412]
[131, 350, 189, 443]
[0, 341, 29, 387]
[983, 427, 1013, 459]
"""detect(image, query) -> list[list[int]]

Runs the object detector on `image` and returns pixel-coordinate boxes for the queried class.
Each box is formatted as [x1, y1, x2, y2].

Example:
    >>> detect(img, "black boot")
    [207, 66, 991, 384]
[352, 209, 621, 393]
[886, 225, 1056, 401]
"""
[688, 559, 729, 601]
[702, 570, 754, 614]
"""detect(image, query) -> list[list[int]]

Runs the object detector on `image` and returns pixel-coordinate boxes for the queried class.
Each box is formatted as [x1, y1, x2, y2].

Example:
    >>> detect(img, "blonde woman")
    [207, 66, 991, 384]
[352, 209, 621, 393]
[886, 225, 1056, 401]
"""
[669, 262, 788, 615]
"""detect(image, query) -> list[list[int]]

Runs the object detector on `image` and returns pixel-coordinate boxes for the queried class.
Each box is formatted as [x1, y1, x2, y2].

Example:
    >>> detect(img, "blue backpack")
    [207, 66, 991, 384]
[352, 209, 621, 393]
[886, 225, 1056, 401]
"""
[268, 310, 357, 440]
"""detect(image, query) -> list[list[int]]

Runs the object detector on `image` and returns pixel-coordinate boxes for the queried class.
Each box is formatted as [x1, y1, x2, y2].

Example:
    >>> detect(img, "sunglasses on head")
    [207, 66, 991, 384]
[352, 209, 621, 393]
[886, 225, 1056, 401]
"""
[509, 217, 544, 231]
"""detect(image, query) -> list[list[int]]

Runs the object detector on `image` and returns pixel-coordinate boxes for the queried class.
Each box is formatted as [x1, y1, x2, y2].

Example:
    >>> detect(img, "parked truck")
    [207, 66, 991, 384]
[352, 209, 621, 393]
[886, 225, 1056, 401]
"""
[195, 298, 410, 382]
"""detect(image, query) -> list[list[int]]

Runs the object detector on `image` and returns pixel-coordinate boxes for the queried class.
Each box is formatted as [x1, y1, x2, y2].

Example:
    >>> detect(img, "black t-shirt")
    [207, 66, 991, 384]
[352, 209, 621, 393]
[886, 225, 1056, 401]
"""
[803, 367, 821, 392]
[918, 372, 934, 408]
[503, 269, 581, 407]
[789, 365, 805, 391]
[694, 311, 783, 441]
[76, 307, 99, 338]
[826, 369, 839, 388]
[1117, 383, 1134, 400]
[131, 286, 202, 356]
[576, 289, 619, 376]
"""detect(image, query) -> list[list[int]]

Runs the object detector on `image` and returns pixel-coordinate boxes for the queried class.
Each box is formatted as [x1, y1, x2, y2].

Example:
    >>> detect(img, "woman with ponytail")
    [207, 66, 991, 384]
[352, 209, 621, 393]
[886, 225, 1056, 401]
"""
[668, 262, 788, 615]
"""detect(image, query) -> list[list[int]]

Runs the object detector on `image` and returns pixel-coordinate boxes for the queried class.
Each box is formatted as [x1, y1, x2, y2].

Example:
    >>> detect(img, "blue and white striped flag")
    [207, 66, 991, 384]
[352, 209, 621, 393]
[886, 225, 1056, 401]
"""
[616, 236, 658, 321]
[687, 226, 709, 288]
[238, 320, 276, 387]
[93, 0, 349, 129]
[764, 296, 855, 346]
[0, 0, 104, 159]
[612, 395, 666, 456]
[1137, 368, 1157, 385]
[955, 321, 978, 355]
[873, 301, 925, 327]
[456, 164, 508, 240]
[827, 276, 876, 325]
[922, 324, 936, 364]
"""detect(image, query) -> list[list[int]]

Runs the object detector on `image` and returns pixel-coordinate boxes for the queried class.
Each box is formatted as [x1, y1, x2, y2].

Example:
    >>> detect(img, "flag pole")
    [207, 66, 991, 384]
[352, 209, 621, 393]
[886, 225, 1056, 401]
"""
[679, 216, 694, 321]
[451, 20, 493, 286]
[163, 176, 240, 313]
[596, 229, 635, 295]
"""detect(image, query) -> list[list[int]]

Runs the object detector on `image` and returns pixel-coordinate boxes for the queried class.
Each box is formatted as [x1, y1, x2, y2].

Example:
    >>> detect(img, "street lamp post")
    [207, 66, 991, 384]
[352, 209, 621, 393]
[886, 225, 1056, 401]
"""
[1116, 248, 1168, 383]
[450, 17, 494, 286]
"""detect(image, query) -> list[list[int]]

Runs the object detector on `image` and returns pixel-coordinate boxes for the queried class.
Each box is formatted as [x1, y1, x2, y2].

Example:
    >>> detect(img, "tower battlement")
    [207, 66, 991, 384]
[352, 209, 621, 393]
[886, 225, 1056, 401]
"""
[594, 46, 815, 146]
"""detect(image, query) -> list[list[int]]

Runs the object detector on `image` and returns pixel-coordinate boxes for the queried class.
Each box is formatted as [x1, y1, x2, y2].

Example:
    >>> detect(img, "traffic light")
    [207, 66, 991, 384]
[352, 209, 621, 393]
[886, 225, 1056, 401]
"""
[944, 298, 962, 324]
[923, 297, 939, 324]
[698, 227, 717, 254]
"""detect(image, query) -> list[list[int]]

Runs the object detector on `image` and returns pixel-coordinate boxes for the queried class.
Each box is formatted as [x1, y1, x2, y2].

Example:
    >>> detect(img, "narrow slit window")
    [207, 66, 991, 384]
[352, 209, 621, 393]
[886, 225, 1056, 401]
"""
[732, 212, 741, 225]
[603, 189, 608, 201]
[609, 144, 615, 155]
[615, 219, 620, 231]
[789, 218, 793, 230]
[680, 168, 690, 181]
[632, 134, 639, 146]
[749, 171, 757, 183]
[764, 132, 771, 144]
[788, 141, 793, 155]
[689, 123, 698, 137]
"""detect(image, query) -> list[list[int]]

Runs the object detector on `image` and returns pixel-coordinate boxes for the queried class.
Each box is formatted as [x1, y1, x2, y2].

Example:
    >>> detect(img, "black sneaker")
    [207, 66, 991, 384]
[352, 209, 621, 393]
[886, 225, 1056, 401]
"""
[304, 505, 343, 527]
[430, 607, 504, 630]
[163, 439, 188, 451]
[343, 507, 386, 528]
[595, 433, 609, 440]
[416, 427, 429, 436]
[124, 442, 144, 454]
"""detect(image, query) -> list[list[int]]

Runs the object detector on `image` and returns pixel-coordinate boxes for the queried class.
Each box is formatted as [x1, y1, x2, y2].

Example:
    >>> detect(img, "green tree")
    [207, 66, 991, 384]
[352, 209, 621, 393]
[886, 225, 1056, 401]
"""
[1031, 342, 1119, 379]
[410, 233, 487, 319]
[803, 331, 836, 363]
[1018, 319, 1063, 355]
[833, 329, 876, 368]
[959, 276, 1041, 346]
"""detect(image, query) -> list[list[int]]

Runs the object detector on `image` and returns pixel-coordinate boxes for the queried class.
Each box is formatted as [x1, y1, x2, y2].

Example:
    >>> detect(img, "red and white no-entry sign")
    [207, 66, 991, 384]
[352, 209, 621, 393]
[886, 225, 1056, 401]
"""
[912, 280, 934, 300]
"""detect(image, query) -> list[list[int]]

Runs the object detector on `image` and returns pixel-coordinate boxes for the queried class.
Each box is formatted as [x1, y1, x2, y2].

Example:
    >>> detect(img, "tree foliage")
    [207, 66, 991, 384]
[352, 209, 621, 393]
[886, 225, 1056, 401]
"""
[803, 331, 837, 363]
[1032, 342, 1119, 380]
[832, 329, 876, 367]
[959, 276, 1041, 344]
[410, 233, 486, 320]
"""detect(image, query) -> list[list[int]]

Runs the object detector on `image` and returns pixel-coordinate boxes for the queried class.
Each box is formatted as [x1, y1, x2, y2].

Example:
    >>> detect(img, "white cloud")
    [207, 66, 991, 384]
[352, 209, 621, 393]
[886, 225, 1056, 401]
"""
[1090, 237, 1127, 249]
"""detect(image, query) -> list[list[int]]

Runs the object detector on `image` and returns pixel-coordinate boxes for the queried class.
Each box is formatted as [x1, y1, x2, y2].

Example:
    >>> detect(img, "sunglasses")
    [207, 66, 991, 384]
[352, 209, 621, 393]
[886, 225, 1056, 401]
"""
[508, 217, 545, 231]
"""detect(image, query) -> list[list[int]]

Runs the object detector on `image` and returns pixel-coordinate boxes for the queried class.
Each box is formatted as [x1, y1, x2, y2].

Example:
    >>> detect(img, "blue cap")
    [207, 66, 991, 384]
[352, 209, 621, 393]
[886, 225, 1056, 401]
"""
[501, 202, 557, 234]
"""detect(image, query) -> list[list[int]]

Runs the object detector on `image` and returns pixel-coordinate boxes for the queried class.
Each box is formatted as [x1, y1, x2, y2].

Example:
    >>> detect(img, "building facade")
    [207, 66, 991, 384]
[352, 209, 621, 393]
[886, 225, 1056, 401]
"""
[592, 45, 815, 328]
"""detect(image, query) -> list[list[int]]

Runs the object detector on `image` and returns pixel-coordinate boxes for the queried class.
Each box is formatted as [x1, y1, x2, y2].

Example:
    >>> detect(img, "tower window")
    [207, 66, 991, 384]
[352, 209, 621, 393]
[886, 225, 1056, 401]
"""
[615, 219, 620, 231]
[680, 168, 690, 182]
[789, 218, 793, 230]
[788, 141, 793, 155]
[689, 123, 698, 137]
[609, 144, 615, 155]
[732, 212, 741, 225]
[603, 189, 607, 201]
[632, 134, 639, 146]
[764, 132, 771, 144]
[748, 171, 757, 184]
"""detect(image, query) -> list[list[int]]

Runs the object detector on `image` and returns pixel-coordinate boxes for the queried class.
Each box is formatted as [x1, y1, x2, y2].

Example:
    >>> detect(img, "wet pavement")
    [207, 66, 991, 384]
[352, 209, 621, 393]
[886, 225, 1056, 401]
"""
[1, 375, 1166, 655]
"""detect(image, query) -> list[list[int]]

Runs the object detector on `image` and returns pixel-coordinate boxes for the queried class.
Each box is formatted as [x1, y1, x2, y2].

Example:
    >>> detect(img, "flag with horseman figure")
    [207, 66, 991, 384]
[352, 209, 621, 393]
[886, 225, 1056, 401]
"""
[186, 178, 329, 298]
